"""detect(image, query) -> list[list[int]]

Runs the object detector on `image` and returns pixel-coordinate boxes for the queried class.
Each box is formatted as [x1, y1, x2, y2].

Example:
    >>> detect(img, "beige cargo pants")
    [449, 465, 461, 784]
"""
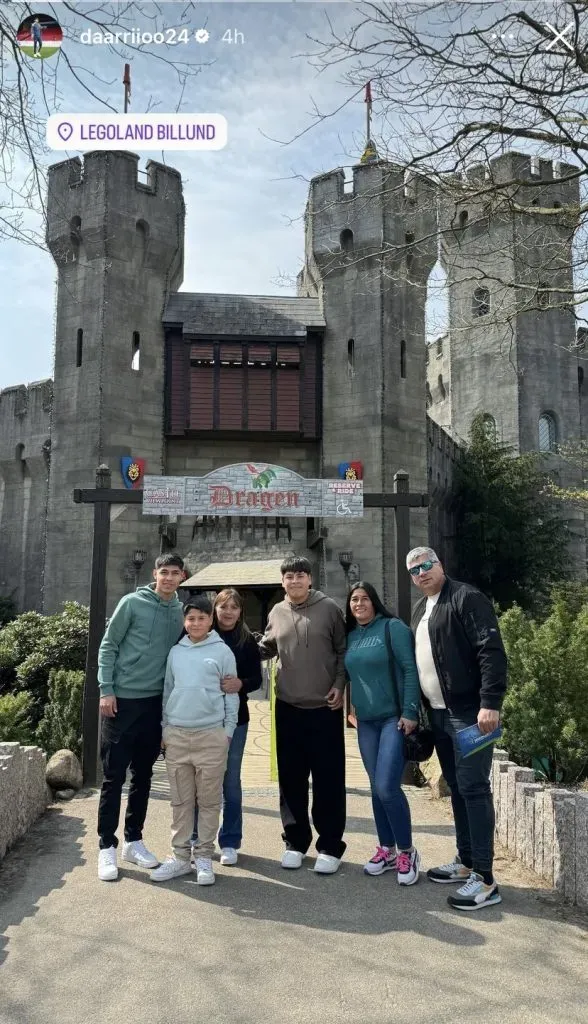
[163, 726, 229, 860]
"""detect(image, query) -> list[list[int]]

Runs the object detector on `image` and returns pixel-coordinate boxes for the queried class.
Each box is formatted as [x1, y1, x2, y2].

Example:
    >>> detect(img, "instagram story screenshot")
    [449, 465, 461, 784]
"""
[0, 3, 587, 1024]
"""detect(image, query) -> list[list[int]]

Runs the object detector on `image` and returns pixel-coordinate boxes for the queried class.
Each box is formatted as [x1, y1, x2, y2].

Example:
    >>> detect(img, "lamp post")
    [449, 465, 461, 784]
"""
[338, 550, 353, 591]
[132, 548, 147, 589]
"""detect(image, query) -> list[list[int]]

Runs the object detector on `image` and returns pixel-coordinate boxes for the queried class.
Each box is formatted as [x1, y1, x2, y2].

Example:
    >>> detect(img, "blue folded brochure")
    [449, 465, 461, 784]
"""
[456, 722, 503, 758]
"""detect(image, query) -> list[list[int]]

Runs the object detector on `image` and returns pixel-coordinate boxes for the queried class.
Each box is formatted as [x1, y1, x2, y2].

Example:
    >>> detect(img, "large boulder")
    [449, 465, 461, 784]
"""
[46, 749, 83, 792]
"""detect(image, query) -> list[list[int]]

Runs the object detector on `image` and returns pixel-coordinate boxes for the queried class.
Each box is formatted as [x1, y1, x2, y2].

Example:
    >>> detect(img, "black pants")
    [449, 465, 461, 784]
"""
[97, 696, 162, 850]
[430, 707, 495, 876]
[275, 699, 346, 859]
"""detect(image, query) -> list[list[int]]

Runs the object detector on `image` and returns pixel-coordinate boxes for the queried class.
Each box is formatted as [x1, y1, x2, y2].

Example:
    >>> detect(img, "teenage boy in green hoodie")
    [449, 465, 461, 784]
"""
[259, 555, 347, 874]
[96, 553, 186, 881]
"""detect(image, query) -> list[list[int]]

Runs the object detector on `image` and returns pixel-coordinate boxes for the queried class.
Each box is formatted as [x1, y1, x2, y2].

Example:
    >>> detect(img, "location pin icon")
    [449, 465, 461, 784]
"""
[57, 122, 73, 141]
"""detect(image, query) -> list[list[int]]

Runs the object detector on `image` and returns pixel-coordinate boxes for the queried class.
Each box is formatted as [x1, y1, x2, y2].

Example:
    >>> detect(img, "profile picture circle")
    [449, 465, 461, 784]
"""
[17, 13, 63, 60]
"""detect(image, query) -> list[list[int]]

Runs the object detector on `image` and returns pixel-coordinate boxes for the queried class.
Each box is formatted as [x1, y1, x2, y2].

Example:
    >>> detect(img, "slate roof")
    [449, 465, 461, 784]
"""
[183, 559, 284, 588]
[163, 292, 325, 336]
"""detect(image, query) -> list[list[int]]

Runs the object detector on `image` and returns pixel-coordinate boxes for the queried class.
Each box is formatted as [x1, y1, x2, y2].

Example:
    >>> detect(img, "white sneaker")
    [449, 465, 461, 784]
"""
[196, 857, 215, 885]
[314, 853, 341, 874]
[281, 849, 304, 869]
[122, 839, 159, 869]
[397, 847, 421, 886]
[98, 846, 118, 881]
[220, 847, 238, 866]
[150, 856, 192, 883]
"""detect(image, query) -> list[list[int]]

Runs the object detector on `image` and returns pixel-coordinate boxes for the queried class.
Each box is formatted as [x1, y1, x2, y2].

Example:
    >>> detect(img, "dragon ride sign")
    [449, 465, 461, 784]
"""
[142, 463, 363, 518]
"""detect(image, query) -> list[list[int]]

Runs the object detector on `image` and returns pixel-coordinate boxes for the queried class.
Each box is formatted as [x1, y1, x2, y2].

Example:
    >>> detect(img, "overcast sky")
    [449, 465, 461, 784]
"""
[1, 1, 448, 389]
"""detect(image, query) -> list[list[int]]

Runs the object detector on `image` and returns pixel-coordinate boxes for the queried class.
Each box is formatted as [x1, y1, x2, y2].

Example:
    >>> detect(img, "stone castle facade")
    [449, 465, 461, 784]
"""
[0, 149, 585, 618]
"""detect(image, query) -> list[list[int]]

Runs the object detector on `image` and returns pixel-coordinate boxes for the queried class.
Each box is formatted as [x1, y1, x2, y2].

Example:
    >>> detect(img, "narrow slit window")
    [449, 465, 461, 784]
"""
[76, 329, 83, 368]
[400, 338, 406, 378]
[347, 338, 355, 377]
[132, 332, 140, 371]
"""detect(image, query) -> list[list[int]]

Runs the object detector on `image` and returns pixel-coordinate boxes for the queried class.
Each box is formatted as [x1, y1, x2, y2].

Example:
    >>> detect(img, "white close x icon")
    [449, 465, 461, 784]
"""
[544, 22, 575, 52]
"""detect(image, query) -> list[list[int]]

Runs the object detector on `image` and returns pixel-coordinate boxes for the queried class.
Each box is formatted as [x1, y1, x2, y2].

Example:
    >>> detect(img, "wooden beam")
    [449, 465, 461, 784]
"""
[393, 472, 412, 625]
[364, 492, 428, 508]
[74, 488, 141, 504]
[82, 465, 112, 787]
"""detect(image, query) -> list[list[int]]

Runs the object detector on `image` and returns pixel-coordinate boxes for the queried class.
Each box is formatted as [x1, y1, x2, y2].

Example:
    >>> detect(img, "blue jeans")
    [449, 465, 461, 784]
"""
[430, 708, 495, 875]
[356, 717, 412, 850]
[192, 722, 248, 850]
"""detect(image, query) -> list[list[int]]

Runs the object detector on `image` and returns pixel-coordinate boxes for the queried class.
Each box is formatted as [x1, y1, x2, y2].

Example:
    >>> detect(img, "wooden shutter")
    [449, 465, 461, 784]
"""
[276, 368, 300, 431]
[190, 366, 214, 429]
[248, 368, 271, 430]
[218, 366, 243, 429]
[167, 337, 187, 434]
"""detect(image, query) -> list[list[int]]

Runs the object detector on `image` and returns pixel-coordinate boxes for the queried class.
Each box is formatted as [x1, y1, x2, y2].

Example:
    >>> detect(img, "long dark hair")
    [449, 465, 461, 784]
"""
[345, 581, 395, 634]
[213, 588, 252, 648]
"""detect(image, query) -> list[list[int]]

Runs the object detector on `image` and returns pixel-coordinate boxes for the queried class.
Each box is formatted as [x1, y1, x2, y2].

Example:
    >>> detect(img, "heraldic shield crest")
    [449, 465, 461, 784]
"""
[121, 457, 146, 490]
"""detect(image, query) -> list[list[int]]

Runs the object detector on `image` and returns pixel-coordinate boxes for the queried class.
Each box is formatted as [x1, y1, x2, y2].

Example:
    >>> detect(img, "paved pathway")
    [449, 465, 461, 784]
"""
[0, 700, 586, 1024]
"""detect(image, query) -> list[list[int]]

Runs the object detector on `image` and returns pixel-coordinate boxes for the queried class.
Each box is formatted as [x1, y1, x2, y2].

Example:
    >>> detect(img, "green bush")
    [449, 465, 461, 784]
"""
[0, 602, 88, 724]
[36, 668, 84, 758]
[500, 594, 588, 785]
[0, 691, 35, 746]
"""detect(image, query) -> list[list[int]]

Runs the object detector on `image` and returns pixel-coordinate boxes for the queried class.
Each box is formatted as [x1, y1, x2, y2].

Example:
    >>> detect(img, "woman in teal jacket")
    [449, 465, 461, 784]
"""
[345, 581, 421, 885]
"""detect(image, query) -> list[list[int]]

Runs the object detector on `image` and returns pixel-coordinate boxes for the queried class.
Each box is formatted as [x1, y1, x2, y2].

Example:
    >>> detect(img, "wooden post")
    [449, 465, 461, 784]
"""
[81, 465, 112, 786]
[394, 470, 411, 625]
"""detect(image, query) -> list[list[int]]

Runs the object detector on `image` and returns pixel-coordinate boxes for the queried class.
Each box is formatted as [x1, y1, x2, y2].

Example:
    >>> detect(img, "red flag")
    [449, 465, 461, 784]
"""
[365, 81, 372, 104]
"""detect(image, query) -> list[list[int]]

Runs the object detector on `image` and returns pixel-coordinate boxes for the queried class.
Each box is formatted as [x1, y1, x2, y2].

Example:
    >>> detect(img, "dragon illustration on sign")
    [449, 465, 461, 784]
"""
[246, 464, 278, 489]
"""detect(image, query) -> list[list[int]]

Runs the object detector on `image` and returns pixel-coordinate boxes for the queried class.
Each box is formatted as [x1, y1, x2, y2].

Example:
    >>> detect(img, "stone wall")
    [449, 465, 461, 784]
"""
[492, 749, 588, 910]
[0, 742, 50, 861]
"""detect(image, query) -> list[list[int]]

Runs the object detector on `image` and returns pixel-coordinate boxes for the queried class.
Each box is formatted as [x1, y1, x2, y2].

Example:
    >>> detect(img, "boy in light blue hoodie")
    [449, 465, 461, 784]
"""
[150, 595, 239, 886]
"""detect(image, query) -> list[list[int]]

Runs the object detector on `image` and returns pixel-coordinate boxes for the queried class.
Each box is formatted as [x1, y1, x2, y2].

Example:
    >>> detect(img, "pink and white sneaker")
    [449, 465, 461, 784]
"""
[364, 846, 397, 876]
[397, 847, 421, 886]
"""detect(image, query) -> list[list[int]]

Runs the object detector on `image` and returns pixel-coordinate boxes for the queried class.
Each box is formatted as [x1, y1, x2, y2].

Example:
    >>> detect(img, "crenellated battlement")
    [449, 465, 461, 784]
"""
[46, 151, 185, 283]
[0, 379, 52, 440]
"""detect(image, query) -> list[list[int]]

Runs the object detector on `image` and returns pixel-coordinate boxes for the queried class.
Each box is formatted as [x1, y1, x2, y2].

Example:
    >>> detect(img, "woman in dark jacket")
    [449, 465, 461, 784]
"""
[192, 588, 262, 866]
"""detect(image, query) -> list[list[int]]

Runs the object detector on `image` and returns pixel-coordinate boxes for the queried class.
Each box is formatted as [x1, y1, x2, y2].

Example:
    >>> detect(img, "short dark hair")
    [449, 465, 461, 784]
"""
[155, 553, 184, 571]
[280, 555, 312, 576]
[184, 595, 213, 616]
[345, 581, 395, 634]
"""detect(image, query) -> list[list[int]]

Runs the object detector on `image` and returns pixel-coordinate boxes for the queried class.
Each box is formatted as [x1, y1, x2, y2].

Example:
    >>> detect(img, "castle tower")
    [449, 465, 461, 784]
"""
[299, 161, 438, 605]
[439, 152, 581, 451]
[438, 151, 585, 564]
[43, 151, 184, 613]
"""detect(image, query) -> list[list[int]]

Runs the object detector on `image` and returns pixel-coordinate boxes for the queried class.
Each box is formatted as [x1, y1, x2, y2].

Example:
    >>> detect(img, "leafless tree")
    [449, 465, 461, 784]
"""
[307, 1, 588, 343]
[0, 2, 204, 249]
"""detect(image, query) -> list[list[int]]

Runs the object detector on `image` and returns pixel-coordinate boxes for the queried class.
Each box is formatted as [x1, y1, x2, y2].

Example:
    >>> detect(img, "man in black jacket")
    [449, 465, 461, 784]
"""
[407, 546, 507, 911]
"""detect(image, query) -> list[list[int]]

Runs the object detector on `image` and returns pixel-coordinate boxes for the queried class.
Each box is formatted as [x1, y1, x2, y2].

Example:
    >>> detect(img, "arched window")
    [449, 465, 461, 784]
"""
[400, 339, 406, 379]
[579, 366, 585, 393]
[538, 413, 557, 452]
[482, 413, 497, 440]
[340, 228, 354, 252]
[347, 338, 355, 377]
[132, 332, 140, 371]
[472, 287, 490, 317]
[537, 283, 550, 309]
[426, 383, 433, 409]
[76, 329, 83, 368]
[438, 374, 446, 400]
[459, 210, 469, 228]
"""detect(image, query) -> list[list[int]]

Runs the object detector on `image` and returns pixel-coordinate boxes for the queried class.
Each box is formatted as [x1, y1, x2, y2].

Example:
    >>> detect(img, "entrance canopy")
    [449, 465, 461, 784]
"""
[183, 559, 284, 589]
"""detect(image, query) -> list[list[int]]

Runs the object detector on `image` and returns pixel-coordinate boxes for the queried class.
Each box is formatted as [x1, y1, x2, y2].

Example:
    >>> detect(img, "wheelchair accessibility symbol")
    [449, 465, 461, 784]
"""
[336, 500, 353, 516]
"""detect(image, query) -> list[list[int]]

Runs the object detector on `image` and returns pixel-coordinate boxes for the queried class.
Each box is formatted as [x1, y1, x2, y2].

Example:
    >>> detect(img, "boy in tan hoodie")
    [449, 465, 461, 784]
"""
[259, 555, 347, 873]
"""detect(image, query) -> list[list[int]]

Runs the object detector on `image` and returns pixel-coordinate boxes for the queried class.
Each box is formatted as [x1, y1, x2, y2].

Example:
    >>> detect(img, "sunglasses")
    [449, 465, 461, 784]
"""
[408, 559, 438, 577]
